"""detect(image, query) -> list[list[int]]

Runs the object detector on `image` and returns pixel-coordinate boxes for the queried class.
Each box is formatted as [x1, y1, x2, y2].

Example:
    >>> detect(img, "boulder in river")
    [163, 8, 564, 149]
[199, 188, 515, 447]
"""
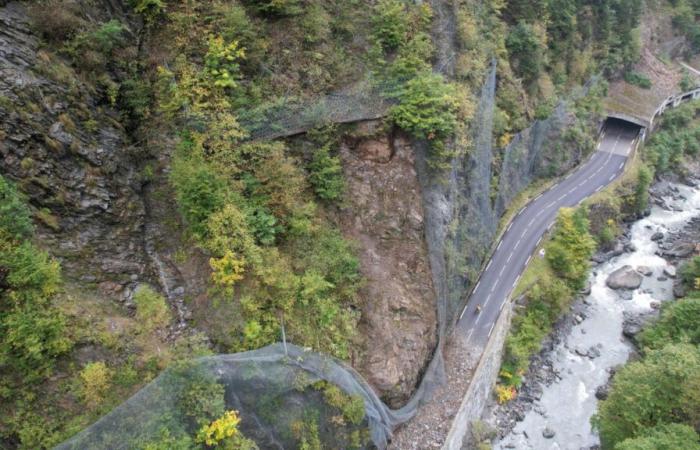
[580, 280, 592, 296]
[674, 283, 687, 299]
[622, 315, 644, 341]
[606, 265, 643, 290]
[663, 242, 695, 258]
[636, 266, 652, 276]
[663, 265, 677, 278]
[650, 231, 664, 241]
[595, 384, 609, 400]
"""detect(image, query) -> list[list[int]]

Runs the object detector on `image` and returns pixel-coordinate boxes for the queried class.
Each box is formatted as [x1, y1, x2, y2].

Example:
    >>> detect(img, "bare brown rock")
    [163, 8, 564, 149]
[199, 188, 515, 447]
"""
[337, 122, 437, 405]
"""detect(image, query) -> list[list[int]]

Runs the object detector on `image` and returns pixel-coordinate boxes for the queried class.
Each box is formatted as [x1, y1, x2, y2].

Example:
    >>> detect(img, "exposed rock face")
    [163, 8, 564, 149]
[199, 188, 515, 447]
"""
[338, 121, 437, 405]
[606, 265, 643, 290]
[0, 2, 147, 296]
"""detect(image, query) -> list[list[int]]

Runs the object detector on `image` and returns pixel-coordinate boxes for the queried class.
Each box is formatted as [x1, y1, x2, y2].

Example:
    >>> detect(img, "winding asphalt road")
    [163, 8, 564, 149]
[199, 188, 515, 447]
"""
[456, 119, 641, 348]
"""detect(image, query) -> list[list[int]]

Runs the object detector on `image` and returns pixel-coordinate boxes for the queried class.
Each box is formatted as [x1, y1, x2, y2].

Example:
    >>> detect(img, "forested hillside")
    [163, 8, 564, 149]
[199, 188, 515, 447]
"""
[0, 0, 683, 448]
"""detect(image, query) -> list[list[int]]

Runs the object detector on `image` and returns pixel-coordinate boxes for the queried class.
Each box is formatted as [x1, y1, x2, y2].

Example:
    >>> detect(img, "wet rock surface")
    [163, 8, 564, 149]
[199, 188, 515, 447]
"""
[606, 265, 643, 290]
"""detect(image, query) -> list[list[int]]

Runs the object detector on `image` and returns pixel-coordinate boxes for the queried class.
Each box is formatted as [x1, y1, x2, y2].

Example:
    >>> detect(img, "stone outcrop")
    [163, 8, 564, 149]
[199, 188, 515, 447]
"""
[337, 121, 437, 406]
[0, 2, 148, 301]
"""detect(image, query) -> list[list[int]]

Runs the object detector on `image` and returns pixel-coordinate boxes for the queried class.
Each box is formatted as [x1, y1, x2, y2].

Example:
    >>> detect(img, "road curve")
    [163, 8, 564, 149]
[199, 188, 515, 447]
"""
[457, 119, 641, 348]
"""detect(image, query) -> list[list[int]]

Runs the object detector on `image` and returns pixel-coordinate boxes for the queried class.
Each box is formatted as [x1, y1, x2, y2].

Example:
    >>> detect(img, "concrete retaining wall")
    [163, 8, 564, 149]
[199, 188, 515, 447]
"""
[442, 302, 513, 450]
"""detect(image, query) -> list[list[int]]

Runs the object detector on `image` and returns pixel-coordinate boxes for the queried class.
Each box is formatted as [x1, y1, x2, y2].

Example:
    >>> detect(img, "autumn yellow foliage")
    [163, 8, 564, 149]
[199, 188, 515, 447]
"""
[196, 410, 241, 446]
[210, 250, 246, 290]
[495, 384, 516, 404]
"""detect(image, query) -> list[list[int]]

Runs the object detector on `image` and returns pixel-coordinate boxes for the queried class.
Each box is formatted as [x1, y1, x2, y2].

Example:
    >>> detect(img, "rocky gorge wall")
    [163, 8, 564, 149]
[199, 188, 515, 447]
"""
[0, 2, 150, 303]
[0, 0, 603, 411]
[414, 61, 597, 348]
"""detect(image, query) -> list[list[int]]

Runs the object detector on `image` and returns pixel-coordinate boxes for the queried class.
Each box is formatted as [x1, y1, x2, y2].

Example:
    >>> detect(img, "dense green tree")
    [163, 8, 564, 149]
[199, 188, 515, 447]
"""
[389, 72, 459, 142]
[634, 165, 652, 214]
[593, 343, 700, 448]
[614, 423, 700, 450]
[546, 208, 596, 289]
[371, 0, 409, 51]
[0, 176, 33, 239]
[680, 256, 700, 290]
[639, 296, 700, 351]
[506, 21, 544, 85]
[171, 156, 228, 239]
[308, 144, 344, 202]
[0, 176, 71, 382]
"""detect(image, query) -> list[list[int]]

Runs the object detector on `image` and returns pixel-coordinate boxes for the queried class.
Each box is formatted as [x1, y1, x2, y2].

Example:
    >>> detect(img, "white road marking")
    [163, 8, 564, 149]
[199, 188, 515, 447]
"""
[546, 201, 556, 208]
[608, 174, 615, 182]
[597, 141, 601, 150]
[484, 293, 493, 307]
[488, 322, 495, 337]
[485, 259, 492, 271]
[517, 207, 525, 216]
[534, 193, 543, 201]
[595, 185, 602, 192]
[618, 162, 624, 170]
[536, 236, 543, 246]
[558, 194, 566, 202]
[475, 280, 481, 291]
[497, 240, 503, 250]
[507, 222, 513, 232]
[506, 252, 513, 263]
[466, 329, 474, 341]
[459, 304, 468, 320]
[528, 218, 535, 227]
[499, 266, 505, 277]
[525, 255, 532, 266]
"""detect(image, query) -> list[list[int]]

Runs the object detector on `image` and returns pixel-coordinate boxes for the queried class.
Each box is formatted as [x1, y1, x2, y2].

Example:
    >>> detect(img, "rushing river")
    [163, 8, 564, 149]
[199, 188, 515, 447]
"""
[492, 182, 700, 450]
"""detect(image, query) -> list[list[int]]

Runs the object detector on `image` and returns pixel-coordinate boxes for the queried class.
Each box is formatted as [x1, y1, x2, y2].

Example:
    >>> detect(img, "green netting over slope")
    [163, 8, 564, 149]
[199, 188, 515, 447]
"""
[55, 344, 411, 450]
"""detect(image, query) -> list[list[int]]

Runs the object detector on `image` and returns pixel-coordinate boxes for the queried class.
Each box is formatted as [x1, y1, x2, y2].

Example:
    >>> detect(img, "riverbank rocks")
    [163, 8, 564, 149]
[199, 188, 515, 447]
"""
[636, 266, 653, 276]
[606, 265, 643, 290]
[663, 242, 695, 258]
[622, 314, 645, 341]
[663, 265, 677, 277]
[542, 427, 555, 439]
[595, 384, 609, 400]
[650, 231, 664, 241]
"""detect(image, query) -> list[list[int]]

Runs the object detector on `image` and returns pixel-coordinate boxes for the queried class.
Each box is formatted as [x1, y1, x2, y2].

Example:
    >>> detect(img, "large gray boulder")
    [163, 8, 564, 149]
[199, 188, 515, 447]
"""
[606, 265, 643, 290]
[663, 242, 695, 258]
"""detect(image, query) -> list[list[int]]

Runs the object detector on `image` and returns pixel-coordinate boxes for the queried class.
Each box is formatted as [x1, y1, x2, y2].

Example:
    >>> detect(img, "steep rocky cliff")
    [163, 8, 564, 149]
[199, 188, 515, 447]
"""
[0, 0, 603, 421]
[0, 2, 148, 301]
[336, 121, 437, 406]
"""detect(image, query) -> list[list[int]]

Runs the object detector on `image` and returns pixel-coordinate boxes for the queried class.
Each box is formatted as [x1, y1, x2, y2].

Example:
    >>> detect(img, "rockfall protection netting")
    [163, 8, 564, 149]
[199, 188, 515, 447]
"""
[56, 344, 414, 450]
[55, 57, 600, 448]
[239, 78, 391, 141]
[55, 50, 497, 450]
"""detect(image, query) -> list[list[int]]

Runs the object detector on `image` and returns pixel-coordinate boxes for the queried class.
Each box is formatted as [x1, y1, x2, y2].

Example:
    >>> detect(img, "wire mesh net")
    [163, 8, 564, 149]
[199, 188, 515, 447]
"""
[56, 344, 414, 449]
[239, 78, 392, 141]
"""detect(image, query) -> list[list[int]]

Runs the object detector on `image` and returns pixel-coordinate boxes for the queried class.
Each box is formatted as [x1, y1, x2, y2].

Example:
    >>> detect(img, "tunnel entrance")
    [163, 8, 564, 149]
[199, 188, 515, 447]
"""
[600, 117, 644, 156]
[603, 117, 644, 137]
